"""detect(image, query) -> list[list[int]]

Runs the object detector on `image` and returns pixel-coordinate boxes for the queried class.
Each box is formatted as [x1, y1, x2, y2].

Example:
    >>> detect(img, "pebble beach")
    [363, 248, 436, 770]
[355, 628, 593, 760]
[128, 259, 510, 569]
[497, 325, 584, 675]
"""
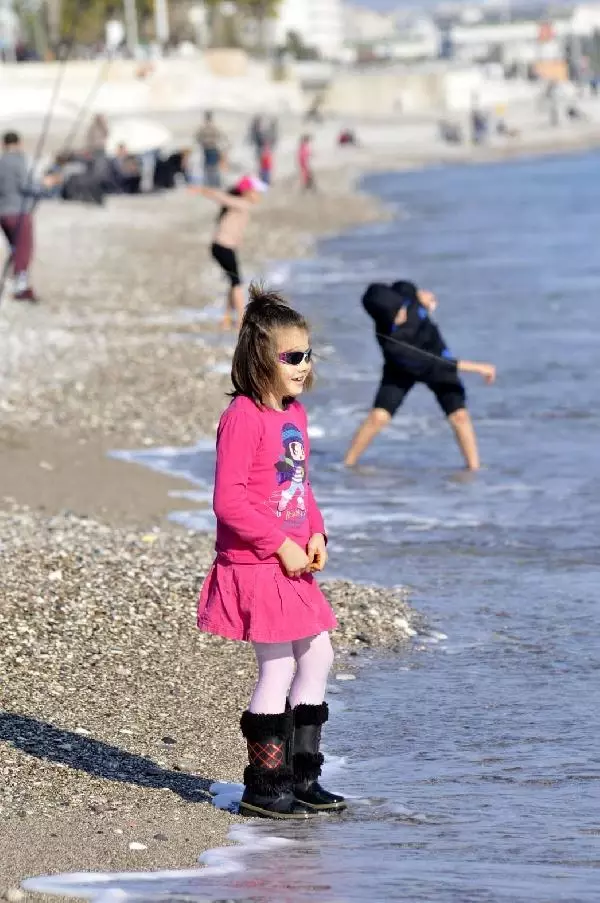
[2, 112, 600, 896]
[0, 158, 419, 895]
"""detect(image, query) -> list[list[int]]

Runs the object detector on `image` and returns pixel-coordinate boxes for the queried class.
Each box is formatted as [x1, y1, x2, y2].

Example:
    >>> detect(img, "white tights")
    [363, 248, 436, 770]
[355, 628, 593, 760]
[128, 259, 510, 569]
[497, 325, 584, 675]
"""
[249, 631, 335, 714]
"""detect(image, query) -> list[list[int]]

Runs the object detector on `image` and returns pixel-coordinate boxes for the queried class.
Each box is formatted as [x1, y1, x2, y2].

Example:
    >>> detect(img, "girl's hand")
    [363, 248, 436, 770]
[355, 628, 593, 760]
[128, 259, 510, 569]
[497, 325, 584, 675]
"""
[188, 185, 208, 195]
[307, 533, 328, 572]
[277, 538, 310, 578]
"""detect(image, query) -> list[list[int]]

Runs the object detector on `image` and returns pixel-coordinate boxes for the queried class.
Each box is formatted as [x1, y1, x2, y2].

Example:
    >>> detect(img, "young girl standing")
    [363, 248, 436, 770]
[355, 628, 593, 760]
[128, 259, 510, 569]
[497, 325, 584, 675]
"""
[198, 286, 346, 819]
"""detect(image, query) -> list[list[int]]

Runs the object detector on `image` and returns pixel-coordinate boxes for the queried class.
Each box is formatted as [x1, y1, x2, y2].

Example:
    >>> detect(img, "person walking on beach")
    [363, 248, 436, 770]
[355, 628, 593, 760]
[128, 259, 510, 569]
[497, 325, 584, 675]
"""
[197, 286, 346, 819]
[344, 280, 496, 470]
[85, 113, 109, 156]
[248, 114, 277, 168]
[0, 130, 57, 303]
[196, 111, 228, 188]
[259, 141, 273, 185]
[190, 175, 267, 330]
[298, 135, 315, 192]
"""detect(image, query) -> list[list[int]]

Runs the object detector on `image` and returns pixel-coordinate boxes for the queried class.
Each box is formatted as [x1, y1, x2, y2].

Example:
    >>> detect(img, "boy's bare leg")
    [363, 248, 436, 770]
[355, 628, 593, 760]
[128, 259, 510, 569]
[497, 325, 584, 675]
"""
[231, 284, 245, 328]
[344, 408, 391, 467]
[448, 408, 480, 470]
[222, 285, 245, 330]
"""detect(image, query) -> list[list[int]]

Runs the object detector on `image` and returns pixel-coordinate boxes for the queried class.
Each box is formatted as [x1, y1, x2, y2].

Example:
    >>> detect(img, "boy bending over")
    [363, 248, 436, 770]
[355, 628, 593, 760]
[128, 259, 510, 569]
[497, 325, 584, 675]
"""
[344, 280, 496, 471]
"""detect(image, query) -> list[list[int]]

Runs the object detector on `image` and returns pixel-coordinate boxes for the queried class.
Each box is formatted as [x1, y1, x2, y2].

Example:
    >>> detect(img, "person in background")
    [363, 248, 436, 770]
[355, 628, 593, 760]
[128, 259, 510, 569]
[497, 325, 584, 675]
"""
[344, 280, 496, 471]
[0, 131, 58, 302]
[153, 148, 191, 190]
[298, 135, 315, 192]
[108, 143, 141, 194]
[52, 150, 105, 205]
[189, 175, 268, 330]
[84, 114, 112, 186]
[196, 111, 227, 188]
[85, 114, 109, 156]
[267, 116, 278, 150]
[338, 128, 358, 147]
[259, 142, 273, 185]
[249, 114, 267, 167]
[470, 107, 488, 145]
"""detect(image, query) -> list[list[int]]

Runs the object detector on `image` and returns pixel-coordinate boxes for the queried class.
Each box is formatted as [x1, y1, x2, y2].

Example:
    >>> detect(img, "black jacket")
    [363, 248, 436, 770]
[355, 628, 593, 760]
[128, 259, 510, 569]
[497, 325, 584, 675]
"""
[362, 282, 460, 384]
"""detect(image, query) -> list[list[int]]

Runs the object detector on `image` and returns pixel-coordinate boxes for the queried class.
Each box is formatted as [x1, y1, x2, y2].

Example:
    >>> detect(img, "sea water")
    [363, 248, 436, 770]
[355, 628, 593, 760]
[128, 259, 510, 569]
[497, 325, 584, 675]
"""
[28, 152, 600, 902]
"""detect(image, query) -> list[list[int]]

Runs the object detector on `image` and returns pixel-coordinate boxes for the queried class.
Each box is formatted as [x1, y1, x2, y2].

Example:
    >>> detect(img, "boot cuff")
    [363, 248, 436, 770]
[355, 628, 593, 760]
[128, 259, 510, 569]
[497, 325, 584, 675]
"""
[240, 709, 293, 741]
[243, 764, 293, 796]
[293, 702, 329, 727]
[293, 751, 324, 782]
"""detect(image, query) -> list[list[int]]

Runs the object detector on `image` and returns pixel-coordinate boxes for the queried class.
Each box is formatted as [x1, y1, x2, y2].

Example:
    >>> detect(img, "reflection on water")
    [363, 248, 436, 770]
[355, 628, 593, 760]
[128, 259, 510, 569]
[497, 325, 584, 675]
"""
[30, 152, 600, 902]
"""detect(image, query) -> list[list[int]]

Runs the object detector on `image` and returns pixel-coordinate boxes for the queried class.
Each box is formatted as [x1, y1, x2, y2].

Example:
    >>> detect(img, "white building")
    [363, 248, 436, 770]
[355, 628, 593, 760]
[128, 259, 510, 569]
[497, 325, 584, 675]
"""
[445, 4, 600, 66]
[343, 4, 397, 46]
[272, 0, 344, 59]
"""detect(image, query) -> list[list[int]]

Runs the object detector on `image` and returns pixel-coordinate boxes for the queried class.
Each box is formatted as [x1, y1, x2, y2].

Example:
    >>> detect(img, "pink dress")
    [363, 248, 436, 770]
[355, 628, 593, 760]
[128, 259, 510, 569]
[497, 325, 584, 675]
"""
[197, 396, 337, 644]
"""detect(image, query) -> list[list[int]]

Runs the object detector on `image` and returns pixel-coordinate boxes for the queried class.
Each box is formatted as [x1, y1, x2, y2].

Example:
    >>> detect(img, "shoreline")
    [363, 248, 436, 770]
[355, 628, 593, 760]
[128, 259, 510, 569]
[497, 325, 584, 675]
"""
[1, 122, 598, 896]
[2, 122, 599, 527]
[0, 142, 406, 897]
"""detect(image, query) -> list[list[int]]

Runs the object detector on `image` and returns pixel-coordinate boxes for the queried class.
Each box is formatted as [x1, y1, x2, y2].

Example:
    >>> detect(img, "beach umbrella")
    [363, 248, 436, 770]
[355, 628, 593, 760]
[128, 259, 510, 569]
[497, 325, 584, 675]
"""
[106, 117, 173, 155]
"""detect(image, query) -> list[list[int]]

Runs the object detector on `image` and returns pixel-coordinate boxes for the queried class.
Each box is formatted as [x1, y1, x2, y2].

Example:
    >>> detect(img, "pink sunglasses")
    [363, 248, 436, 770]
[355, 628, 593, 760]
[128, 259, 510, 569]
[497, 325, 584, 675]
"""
[278, 348, 313, 366]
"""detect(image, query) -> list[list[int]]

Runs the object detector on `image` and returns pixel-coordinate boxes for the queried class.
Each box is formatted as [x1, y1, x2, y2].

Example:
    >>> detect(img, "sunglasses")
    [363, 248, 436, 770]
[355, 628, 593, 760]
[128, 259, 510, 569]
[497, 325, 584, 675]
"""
[278, 348, 313, 366]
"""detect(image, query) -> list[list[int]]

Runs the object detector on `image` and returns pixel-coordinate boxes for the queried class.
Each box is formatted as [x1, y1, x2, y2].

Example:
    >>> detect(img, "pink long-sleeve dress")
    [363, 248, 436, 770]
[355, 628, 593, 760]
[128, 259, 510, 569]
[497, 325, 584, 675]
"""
[197, 395, 337, 643]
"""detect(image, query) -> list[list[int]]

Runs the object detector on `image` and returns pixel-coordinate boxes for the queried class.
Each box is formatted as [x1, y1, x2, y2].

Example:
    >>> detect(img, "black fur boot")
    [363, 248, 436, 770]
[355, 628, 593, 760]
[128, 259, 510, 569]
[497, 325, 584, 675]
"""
[239, 710, 313, 819]
[293, 702, 347, 812]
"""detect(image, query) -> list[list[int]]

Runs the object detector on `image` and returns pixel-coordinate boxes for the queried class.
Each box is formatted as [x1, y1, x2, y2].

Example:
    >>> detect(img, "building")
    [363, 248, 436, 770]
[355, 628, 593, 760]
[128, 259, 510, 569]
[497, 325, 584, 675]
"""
[271, 0, 344, 59]
[343, 4, 397, 46]
[434, 2, 600, 71]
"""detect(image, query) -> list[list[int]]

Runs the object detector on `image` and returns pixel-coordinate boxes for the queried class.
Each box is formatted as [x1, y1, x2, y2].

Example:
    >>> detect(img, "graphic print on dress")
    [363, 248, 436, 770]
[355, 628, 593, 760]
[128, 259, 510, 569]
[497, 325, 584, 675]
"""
[269, 421, 307, 524]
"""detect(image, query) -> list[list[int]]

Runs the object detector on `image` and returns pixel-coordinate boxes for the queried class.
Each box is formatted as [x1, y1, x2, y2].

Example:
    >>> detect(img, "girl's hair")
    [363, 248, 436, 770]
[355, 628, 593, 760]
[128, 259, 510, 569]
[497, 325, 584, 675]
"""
[231, 284, 313, 405]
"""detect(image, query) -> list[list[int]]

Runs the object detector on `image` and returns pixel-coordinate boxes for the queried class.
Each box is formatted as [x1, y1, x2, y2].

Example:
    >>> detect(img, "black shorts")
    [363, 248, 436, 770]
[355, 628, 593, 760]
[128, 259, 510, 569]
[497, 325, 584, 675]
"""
[211, 242, 241, 287]
[373, 364, 466, 418]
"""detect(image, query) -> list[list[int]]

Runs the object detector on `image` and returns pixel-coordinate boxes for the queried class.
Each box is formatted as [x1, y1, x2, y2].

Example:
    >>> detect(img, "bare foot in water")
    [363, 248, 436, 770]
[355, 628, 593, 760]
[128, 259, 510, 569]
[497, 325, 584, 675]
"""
[221, 312, 234, 331]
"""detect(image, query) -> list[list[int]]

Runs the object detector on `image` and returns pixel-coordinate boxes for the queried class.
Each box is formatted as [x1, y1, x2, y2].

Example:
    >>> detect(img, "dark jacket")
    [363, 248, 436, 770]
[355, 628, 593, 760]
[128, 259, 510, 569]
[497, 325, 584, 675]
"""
[362, 282, 459, 384]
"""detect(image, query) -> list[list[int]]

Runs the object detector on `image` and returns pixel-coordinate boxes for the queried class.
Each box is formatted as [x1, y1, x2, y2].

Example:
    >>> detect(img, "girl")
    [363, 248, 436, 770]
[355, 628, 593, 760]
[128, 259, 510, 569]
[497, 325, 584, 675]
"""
[191, 175, 267, 330]
[198, 285, 346, 820]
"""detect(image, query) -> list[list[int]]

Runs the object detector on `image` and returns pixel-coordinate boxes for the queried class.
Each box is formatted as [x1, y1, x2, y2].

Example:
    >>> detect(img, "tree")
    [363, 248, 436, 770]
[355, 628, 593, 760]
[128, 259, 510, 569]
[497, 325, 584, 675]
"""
[59, 0, 152, 46]
[244, 0, 280, 54]
[203, 0, 282, 53]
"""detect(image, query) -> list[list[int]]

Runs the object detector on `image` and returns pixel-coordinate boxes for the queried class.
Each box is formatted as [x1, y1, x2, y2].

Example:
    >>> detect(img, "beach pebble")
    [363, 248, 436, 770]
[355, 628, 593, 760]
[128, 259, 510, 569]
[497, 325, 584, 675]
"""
[335, 673, 356, 682]
[4, 890, 25, 903]
[128, 841, 147, 851]
[394, 617, 417, 636]
[354, 633, 371, 644]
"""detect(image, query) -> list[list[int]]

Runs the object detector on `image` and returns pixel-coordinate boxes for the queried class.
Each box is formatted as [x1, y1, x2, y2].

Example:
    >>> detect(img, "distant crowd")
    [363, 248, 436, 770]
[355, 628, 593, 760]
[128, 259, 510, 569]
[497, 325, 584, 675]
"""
[0, 109, 362, 303]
